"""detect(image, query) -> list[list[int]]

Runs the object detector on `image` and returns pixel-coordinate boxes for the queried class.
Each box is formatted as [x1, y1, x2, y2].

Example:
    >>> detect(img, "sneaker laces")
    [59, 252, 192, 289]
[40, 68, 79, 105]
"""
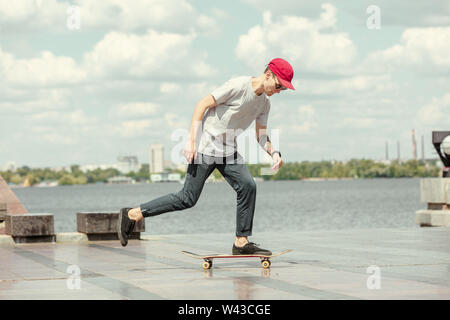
[247, 242, 260, 247]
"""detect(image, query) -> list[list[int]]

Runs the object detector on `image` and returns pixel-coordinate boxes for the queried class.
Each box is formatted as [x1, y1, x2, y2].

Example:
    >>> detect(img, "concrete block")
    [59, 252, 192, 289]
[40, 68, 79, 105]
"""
[0, 234, 14, 245]
[56, 232, 88, 243]
[77, 212, 145, 241]
[420, 178, 450, 204]
[416, 210, 450, 227]
[5, 213, 55, 243]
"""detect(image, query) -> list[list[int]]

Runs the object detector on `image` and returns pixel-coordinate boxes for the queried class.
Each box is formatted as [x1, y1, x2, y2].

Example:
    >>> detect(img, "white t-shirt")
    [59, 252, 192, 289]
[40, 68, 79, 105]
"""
[197, 76, 271, 158]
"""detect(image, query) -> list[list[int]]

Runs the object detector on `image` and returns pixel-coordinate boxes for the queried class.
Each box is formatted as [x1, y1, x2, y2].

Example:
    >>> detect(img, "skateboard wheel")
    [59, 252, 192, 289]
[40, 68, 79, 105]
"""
[261, 260, 271, 269]
[202, 260, 212, 270]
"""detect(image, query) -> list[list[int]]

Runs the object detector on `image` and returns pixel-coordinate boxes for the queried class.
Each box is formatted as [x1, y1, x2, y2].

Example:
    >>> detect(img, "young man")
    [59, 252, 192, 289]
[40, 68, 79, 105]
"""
[118, 58, 295, 255]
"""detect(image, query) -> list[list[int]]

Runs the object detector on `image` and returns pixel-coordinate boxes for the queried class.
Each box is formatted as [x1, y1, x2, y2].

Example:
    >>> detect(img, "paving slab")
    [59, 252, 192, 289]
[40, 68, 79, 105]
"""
[0, 227, 449, 300]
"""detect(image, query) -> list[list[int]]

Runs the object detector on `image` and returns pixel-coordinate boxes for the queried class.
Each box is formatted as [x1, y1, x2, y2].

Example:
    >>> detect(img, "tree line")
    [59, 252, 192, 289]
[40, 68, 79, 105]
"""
[1, 159, 440, 186]
[245, 159, 440, 181]
[0, 164, 151, 186]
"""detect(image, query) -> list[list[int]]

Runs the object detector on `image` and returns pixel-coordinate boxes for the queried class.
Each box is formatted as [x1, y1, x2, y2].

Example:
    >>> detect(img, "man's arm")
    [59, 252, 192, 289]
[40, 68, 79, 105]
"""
[255, 122, 273, 156]
[189, 94, 217, 141]
[256, 122, 283, 170]
[184, 94, 217, 163]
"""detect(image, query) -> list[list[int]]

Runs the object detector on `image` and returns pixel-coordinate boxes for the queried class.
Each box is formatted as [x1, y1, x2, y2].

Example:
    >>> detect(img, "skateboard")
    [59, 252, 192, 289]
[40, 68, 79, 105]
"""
[181, 249, 292, 269]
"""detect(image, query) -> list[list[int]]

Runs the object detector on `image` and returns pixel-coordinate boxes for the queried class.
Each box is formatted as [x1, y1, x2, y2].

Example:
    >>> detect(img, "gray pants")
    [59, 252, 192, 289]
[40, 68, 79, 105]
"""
[139, 153, 256, 237]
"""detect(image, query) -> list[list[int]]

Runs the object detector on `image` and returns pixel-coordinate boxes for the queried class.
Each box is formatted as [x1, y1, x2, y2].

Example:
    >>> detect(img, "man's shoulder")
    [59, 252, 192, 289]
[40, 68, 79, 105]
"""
[221, 76, 251, 88]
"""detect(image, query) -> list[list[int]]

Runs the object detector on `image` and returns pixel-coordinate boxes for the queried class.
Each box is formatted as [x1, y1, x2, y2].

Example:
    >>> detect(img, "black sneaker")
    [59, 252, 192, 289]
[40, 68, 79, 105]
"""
[232, 242, 272, 256]
[118, 208, 135, 247]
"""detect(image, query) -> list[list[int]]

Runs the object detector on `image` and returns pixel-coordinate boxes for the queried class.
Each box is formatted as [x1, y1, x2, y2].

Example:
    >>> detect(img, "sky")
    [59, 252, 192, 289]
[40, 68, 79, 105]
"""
[1, 0, 450, 168]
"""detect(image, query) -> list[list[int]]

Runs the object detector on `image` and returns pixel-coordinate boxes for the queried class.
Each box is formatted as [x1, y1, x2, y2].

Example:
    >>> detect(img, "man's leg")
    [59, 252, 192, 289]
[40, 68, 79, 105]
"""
[217, 154, 271, 255]
[216, 157, 256, 240]
[140, 160, 216, 217]
[119, 155, 216, 246]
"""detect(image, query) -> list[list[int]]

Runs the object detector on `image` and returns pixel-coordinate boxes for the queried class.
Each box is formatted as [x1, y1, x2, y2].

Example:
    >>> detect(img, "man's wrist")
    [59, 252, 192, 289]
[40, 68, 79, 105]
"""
[271, 150, 281, 158]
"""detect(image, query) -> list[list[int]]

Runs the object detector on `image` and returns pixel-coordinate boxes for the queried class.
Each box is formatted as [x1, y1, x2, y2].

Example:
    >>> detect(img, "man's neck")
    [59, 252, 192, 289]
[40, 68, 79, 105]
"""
[252, 75, 265, 96]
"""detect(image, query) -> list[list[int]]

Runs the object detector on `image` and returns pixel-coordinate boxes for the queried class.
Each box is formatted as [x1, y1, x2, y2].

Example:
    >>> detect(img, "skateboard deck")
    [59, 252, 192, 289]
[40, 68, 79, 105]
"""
[181, 249, 292, 269]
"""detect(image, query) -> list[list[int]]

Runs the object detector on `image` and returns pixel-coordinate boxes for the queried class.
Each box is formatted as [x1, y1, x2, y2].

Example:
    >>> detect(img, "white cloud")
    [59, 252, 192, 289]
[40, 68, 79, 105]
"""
[115, 119, 157, 137]
[114, 102, 160, 117]
[278, 105, 317, 136]
[31, 109, 95, 125]
[338, 117, 376, 129]
[40, 134, 79, 145]
[357, 1, 450, 27]
[77, 0, 220, 34]
[292, 105, 317, 134]
[243, 0, 450, 27]
[113, 114, 184, 138]
[0, 48, 86, 87]
[417, 94, 450, 127]
[0, 88, 71, 113]
[164, 113, 189, 130]
[365, 27, 450, 74]
[0, 0, 221, 34]
[83, 30, 216, 80]
[160, 82, 180, 94]
[235, 4, 357, 74]
[185, 82, 218, 101]
[19, 108, 100, 148]
[241, 0, 319, 18]
[0, 28, 215, 92]
[0, 0, 66, 32]
[297, 74, 395, 96]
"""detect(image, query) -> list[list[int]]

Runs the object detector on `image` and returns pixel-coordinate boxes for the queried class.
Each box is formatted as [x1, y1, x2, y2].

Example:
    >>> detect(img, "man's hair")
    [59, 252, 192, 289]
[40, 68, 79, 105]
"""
[264, 65, 270, 73]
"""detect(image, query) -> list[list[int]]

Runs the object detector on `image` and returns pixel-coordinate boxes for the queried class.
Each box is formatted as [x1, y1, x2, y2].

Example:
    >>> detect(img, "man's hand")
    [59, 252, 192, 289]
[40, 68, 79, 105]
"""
[271, 152, 283, 171]
[184, 139, 197, 164]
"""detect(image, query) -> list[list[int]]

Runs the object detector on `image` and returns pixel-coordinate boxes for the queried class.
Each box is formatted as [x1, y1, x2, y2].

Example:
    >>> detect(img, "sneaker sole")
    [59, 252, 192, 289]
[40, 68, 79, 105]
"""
[232, 247, 272, 256]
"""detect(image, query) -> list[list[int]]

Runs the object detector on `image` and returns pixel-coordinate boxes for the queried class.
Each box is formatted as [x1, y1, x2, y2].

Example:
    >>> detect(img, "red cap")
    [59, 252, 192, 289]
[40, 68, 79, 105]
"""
[268, 58, 295, 90]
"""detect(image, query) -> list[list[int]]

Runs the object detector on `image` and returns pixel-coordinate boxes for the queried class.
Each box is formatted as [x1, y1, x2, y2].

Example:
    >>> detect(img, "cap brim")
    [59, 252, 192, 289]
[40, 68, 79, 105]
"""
[280, 78, 295, 90]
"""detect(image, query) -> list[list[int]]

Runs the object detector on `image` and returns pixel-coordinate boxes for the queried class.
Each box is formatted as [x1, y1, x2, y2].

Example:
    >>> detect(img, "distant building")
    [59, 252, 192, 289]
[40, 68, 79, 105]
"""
[116, 156, 140, 174]
[150, 144, 164, 173]
[164, 160, 188, 172]
[2, 161, 17, 172]
[107, 176, 136, 184]
[150, 172, 181, 182]
[412, 129, 417, 160]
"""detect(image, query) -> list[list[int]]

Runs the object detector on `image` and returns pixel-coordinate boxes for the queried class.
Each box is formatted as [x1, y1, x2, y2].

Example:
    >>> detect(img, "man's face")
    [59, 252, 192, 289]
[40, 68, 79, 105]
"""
[264, 71, 286, 96]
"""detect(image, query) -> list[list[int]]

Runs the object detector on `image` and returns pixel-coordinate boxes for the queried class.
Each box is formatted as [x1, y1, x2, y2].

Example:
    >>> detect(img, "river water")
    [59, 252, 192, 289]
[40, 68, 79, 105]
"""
[13, 178, 425, 235]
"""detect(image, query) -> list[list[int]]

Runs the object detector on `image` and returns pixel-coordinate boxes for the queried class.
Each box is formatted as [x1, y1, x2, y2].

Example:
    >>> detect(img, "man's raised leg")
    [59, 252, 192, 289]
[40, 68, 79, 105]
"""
[118, 156, 216, 246]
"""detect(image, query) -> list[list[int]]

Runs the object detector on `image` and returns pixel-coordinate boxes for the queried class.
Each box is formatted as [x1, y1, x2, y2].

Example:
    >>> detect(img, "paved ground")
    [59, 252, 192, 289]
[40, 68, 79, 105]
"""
[0, 227, 449, 300]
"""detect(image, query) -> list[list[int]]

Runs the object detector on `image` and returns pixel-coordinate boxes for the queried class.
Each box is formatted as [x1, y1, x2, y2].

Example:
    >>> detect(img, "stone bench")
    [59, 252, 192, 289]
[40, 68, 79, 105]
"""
[77, 212, 145, 241]
[420, 178, 450, 208]
[416, 178, 450, 227]
[416, 210, 450, 227]
[5, 213, 55, 243]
